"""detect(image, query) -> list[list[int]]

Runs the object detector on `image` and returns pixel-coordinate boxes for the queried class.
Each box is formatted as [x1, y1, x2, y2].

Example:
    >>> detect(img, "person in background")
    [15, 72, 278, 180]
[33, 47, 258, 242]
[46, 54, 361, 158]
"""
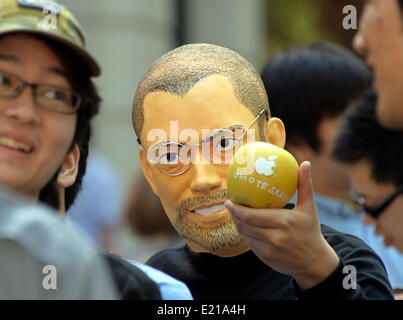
[353, 0, 403, 130]
[260, 42, 403, 290]
[122, 172, 183, 263]
[352, 0, 403, 285]
[67, 152, 124, 250]
[333, 91, 403, 298]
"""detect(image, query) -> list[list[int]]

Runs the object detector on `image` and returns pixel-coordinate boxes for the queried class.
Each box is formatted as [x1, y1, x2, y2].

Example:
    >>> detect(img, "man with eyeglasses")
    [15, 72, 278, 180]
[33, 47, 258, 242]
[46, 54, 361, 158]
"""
[0, 0, 192, 299]
[134, 43, 394, 299]
[334, 91, 403, 254]
[0, 0, 120, 299]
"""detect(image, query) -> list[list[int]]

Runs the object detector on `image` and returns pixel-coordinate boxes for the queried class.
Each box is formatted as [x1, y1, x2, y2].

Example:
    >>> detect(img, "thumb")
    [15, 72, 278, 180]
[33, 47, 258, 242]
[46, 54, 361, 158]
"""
[296, 161, 315, 209]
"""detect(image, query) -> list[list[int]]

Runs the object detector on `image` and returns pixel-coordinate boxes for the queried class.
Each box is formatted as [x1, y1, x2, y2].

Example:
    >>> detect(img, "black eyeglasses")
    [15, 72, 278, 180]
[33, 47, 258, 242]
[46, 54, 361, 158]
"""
[0, 69, 82, 114]
[349, 185, 403, 219]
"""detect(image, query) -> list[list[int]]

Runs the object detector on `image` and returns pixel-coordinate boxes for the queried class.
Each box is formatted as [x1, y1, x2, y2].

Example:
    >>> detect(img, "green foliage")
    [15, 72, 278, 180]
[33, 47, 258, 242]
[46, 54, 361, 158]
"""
[266, 0, 327, 56]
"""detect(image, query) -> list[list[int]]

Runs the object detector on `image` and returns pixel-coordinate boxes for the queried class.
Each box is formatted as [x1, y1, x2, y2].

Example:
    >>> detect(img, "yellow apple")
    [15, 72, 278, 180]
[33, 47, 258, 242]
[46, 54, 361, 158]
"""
[227, 142, 298, 208]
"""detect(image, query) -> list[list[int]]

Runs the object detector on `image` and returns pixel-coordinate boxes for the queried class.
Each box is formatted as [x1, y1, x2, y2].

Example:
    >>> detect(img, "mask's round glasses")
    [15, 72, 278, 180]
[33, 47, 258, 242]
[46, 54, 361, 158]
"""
[139, 108, 268, 176]
[0, 69, 82, 114]
[349, 185, 403, 219]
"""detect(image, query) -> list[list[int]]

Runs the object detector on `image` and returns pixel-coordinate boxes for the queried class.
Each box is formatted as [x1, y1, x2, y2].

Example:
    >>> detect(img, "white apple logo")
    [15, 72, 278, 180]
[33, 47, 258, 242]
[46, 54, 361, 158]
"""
[255, 155, 278, 176]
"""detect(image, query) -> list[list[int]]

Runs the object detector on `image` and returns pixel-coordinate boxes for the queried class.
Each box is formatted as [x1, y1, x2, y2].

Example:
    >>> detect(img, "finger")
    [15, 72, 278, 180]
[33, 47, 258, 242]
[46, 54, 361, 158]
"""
[238, 231, 276, 261]
[296, 161, 315, 209]
[232, 214, 273, 243]
[234, 216, 288, 250]
[225, 200, 286, 228]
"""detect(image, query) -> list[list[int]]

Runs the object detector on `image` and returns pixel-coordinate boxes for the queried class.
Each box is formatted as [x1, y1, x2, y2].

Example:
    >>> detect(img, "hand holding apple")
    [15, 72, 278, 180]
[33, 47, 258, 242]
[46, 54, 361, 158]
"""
[225, 161, 340, 290]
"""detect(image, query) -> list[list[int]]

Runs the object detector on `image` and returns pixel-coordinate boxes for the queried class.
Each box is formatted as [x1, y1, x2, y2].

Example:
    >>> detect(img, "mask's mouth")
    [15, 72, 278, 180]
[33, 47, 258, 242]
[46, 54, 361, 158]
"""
[192, 203, 226, 215]
[0, 136, 34, 153]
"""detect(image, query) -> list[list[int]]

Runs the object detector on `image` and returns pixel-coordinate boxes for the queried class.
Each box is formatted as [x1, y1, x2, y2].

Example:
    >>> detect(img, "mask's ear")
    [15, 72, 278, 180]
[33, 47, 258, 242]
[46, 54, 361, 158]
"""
[57, 144, 80, 188]
[139, 146, 160, 197]
[264, 117, 286, 148]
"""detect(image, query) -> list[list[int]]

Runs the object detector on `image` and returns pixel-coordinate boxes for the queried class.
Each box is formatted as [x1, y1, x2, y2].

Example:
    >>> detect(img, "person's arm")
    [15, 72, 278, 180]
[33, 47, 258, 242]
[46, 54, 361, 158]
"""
[291, 239, 394, 300]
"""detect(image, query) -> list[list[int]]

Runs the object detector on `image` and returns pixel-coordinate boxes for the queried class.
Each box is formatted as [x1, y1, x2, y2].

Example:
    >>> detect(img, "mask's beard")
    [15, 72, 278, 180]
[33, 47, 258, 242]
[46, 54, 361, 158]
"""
[174, 188, 244, 253]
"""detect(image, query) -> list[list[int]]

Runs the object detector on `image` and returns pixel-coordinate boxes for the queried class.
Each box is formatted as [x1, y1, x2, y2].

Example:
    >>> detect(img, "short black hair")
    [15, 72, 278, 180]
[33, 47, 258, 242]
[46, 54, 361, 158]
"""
[399, 0, 403, 9]
[260, 42, 371, 152]
[36, 36, 100, 211]
[133, 43, 270, 144]
[333, 90, 403, 187]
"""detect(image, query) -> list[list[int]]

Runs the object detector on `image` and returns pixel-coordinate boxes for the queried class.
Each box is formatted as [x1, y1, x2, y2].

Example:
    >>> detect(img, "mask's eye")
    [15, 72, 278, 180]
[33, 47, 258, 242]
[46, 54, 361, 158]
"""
[157, 142, 183, 165]
[215, 137, 236, 151]
[159, 152, 179, 164]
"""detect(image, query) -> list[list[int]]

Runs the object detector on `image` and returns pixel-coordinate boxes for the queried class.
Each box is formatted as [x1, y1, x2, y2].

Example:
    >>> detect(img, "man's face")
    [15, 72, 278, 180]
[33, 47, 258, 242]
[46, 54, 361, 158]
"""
[313, 115, 351, 193]
[351, 159, 403, 253]
[288, 115, 351, 201]
[140, 75, 262, 257]
[0, 34, 77, 198]
[353, 0, 403, 129]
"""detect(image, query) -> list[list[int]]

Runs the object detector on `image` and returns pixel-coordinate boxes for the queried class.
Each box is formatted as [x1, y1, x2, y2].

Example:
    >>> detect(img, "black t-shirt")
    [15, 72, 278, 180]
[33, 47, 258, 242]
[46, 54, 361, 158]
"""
[146, 224, 394, 299]
[103, 252, 162, 300]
